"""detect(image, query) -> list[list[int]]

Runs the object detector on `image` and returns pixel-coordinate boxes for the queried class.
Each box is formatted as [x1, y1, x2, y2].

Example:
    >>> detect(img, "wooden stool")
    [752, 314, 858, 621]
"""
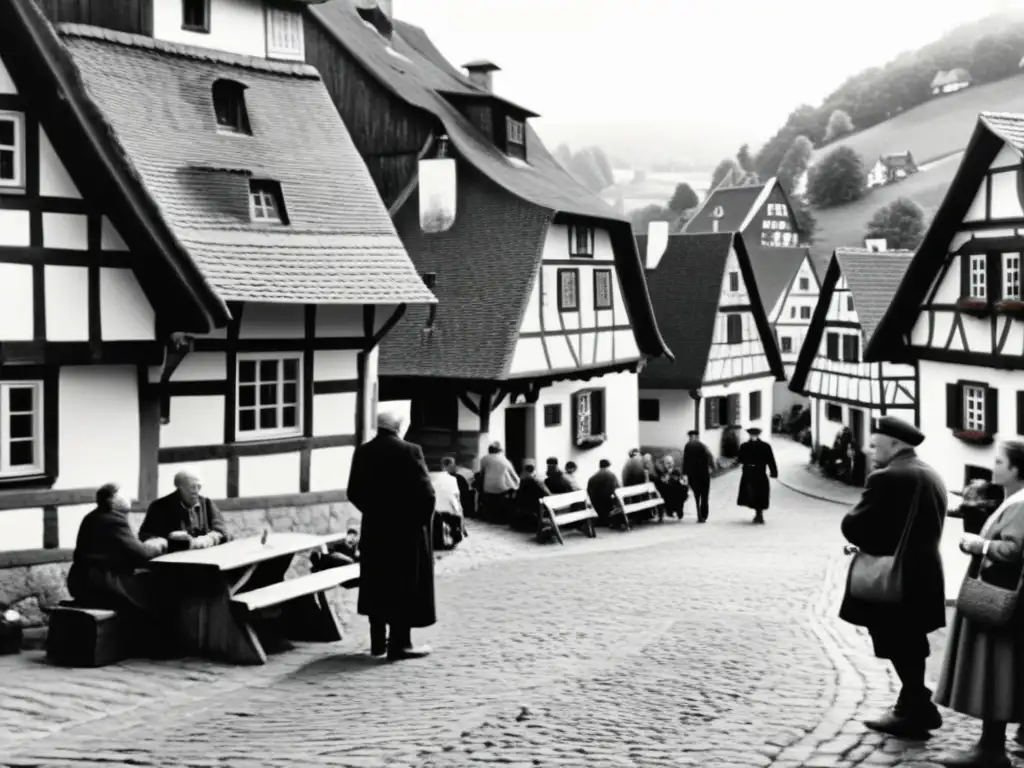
[46, 605, 128, 667]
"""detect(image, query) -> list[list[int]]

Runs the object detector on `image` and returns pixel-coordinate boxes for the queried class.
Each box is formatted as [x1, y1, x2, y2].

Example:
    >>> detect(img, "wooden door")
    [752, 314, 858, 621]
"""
[849, 408, 865, 448]
[505, 407, 529, 473]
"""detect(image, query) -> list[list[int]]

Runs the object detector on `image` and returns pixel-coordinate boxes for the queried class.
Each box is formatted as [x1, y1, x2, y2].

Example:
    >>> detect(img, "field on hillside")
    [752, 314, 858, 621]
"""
[808, 152, 960, 272]
[809, 72, 1024, 168]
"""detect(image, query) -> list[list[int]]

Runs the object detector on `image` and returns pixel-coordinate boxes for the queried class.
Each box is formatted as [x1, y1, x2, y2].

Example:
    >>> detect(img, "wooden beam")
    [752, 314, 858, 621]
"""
[457, 391, 480, 417]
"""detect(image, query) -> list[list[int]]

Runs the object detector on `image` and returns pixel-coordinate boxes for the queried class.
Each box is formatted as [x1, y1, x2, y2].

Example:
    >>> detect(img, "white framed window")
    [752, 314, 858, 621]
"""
[594, 269, 613, 309]
[1, 381, 43, 478]
[249, 181, 286, 224]
[762, 219, 770, 230]
[1004, 252, 1021, 300]
[969, 253, 987, 299]
[266, 7, 305, 60]
[506, 116, 525, 146]
[964, 385, 986, 432]
[0, 112, 24, 190]
[568, 225, 593, 257]
[236, 354, 302, 440]
[557, 268, 579, 311]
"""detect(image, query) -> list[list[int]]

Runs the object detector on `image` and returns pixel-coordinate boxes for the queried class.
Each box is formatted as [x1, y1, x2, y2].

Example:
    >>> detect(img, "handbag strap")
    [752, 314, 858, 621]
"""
[892, 479, 925, 562]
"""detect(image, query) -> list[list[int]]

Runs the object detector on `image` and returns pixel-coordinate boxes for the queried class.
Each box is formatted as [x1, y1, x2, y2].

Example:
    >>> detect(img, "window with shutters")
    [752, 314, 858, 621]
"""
[705, 395, 739, 429]
[568, 226, 594, 257]
[968, 254, 987, 299]
[557, 269, 579, 311]
[947, 380, 996, 444]
[266, 7, 305, 59]
[842, 335, 860, 363]
[800, 306, 811, 319]
[725, 314, 742, 344]
[572, 388, 606, 447]
[780, 336, 792, 354]
[825, 403, 842, 422]
[826, 332, 839, 361]
[638, 399, 660, 422]
[1003, 252, 1021, 300]
[964, 385, 986, 432]
[728, 271, 739, 292]
[749, 390, 762, 421]
[543, 403, 562, 427]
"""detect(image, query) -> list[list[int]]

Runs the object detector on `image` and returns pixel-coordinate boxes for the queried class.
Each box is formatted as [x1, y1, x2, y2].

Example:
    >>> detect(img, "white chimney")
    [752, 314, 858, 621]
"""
[646, 221, 669, 270]
[463, 60, 501, 92]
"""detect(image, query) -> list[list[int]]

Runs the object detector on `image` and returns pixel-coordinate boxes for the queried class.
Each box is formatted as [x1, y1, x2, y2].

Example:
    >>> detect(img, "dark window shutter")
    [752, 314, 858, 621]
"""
[1017, 391, 1024, 435]
[986, 387, 999, 435]
[571, 391, 581, 443]
[826, 333, 838, 360]
[727, 394, 740, 426]
[705, 398, 716, 429]
[987, 252, 1002, 301]
[592, 389, 606, 434]
[946, 382, 962, 429]
[960, 252, 970, 299]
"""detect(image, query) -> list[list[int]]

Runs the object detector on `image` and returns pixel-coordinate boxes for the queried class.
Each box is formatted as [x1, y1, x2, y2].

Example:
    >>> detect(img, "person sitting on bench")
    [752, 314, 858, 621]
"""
[66, 483, 176, 656]
[139, 470, 230, 551]
[312, 527, 361, 572]
[512, 460, 551, 533]
[587, 459, 621, 525]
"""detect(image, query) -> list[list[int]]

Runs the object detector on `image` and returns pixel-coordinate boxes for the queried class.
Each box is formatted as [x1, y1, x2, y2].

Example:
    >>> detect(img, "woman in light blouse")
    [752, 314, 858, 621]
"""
[933, 440, 1024, 767]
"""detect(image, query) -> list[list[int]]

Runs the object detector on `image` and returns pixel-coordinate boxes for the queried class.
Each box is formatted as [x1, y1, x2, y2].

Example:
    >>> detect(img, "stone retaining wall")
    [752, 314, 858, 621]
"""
[0, 499, 362, 639]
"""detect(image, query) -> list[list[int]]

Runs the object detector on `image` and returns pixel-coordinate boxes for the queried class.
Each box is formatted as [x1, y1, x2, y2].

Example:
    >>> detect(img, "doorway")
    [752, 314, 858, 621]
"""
[849, 408, 865, 448]
[504, 406, 532, 473]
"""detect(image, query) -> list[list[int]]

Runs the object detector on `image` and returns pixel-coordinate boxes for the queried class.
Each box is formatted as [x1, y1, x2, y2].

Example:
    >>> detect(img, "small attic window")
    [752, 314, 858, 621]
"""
[249, 180, 288, 225]
[213, 80, 251, 135]
[182, 0, 210, 33]
[505, 116, 526, 160]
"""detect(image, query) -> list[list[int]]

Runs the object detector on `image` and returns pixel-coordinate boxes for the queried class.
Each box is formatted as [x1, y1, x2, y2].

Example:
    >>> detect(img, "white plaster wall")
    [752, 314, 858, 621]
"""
[313, 349, 358, 380]
[313, 394, 356, 437]
[152, 0, 269, 58]
[100, 268, 156, 341]
[772, 256, 819, 369]
[316, 305, 363, 337]
[239, 302, 305, 338]
[704, 246, 773, 384]
[638, 388, 693, 448]
[38, 127, 81, 199]
[42, 213, 88, 250]
[309, 446, 354, 492]
[101, 217, 128, 251]
[0, 509, 44, 551]
[0, 262, 35, 340]
[161, 396, 224, 448]
[44, 265, 88, 342]
[238, 452, 300, 497]
[0, 55, 15, 95]
[0, 210, 30, 247]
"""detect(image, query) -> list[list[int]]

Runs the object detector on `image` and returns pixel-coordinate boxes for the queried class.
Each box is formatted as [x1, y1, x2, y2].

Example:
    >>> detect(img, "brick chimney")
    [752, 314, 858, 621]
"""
[462, 60, 501, 92]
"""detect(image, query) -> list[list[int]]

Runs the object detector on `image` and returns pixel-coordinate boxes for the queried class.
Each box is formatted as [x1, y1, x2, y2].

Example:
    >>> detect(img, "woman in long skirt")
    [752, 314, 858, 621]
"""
[933, 439, 1024, 767]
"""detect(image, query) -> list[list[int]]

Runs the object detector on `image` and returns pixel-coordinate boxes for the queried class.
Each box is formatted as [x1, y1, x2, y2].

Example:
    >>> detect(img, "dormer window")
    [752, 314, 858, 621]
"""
[249, 180, 287, 224]
[569, 225, 594, 257]
[212, 80, 251, 135]
[505, 116, 526, 160]
[182, 0, 210, 33]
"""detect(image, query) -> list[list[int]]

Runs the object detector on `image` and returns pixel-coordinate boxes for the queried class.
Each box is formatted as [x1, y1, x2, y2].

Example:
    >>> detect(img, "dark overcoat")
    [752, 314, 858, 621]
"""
[138, 492, 230, 541]
[67, 505, 158, 614]
[347, 430, 437, 628]
[736, 439, 778, 510]
[838, 449, 948, 637]
[682, 441, 714, 488]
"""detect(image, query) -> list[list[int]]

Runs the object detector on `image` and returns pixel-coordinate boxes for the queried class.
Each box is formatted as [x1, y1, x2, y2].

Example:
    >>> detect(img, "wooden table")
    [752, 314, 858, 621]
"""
[149, 532, 336, 665]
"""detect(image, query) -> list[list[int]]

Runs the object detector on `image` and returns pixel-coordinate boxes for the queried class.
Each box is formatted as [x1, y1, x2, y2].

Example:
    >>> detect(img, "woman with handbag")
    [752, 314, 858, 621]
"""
[932, 440, 1024, 767]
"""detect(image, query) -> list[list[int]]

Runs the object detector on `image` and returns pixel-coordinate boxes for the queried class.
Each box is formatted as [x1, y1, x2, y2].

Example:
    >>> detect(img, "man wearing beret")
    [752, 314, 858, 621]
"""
[736, 427, 778, 524]
[839, 415, 948, 739]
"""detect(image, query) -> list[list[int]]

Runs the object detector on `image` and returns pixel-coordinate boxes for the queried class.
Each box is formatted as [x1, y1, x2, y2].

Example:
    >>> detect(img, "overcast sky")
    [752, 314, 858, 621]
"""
[396, 0, 1009, 142]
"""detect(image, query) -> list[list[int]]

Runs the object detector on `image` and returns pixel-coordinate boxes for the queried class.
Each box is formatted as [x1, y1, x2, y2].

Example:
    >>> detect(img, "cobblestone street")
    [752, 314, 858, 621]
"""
[0, 447, 1016, 767]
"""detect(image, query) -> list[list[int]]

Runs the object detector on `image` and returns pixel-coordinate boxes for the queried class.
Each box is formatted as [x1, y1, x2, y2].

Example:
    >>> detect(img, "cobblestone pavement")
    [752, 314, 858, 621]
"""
[1, 454, 1019, 767]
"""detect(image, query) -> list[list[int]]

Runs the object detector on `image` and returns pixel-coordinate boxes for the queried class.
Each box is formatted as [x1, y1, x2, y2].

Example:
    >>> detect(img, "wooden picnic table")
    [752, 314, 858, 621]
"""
[149, 532, 354, 665]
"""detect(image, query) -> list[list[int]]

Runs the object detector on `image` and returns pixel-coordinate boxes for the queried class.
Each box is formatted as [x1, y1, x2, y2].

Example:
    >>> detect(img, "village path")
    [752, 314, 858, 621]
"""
[0, 438, 1013, 768]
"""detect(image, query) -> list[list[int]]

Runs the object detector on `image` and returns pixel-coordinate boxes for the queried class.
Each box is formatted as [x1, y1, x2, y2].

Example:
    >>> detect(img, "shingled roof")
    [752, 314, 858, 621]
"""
[54, 24, 434, 307]
[790, 248, 912, 392]
[309, 2, 670, 378]
[866, 112, 1024, 361]
[640, 233, 784, 390]
[748, 246, 812, 317]
[683, 185, 764, 234]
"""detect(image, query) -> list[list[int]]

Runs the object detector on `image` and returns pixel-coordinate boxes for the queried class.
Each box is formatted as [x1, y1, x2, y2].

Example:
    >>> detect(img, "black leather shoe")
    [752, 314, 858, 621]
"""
[864, 709, 932, 739]
[387, 644, 432, 661]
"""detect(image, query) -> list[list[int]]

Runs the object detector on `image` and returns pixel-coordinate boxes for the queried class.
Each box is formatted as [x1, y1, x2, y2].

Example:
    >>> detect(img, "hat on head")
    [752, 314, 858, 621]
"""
[687, 429, 699, 436]
[874, 415, 925, 447]
[546, 457, 559, 465]
[746, 427, 762, 436]
[599, 459, 611, 469]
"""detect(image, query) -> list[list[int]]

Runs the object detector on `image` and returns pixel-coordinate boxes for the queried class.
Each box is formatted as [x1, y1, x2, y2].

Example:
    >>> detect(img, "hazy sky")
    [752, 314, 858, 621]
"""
[397, 0, 1009, 143]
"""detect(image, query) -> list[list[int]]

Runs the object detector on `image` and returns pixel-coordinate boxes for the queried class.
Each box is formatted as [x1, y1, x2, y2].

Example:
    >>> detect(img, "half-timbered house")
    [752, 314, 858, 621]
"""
[867, 112, 1024, 491]
[0, 0, 433, 551]
[683, 176, 803, 250]
[790, 248, 915, 453]
[303, 1, 671, 477]
[636, 232, 785, 457]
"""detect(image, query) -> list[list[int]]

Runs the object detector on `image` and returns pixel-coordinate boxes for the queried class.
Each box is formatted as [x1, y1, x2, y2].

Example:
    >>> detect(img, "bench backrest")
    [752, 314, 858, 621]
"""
[541, 490, 593, 515]
[615, 482, 660, 505]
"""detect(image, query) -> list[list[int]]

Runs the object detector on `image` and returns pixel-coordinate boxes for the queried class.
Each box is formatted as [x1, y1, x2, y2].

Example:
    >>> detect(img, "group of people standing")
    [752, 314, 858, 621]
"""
[839, 415, 1024, 767]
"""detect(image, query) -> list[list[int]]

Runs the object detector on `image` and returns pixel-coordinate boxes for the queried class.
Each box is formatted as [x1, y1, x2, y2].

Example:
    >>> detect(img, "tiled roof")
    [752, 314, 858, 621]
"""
[308, 1, 670, 374]
[683, 185, 764, 234]
[747, 246, 811, 316]
[879, 152, 915, 168]
[980, 112, 1024, 151]
[58, 24, 435, 305]
[834, 248, 913, 347]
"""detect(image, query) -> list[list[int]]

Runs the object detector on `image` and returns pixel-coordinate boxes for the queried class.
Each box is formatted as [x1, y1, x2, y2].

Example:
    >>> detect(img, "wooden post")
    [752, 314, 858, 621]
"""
[473, 391, 493, 471]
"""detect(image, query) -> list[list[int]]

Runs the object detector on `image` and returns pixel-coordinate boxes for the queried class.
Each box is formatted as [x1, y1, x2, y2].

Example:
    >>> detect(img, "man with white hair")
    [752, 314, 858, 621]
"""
[348, 410, 436, 661]
[139, 469, 229, 550]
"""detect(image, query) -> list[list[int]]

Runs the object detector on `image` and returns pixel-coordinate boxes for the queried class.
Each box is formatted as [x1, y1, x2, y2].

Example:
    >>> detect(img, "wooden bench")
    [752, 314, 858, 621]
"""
[539, 490, 598, 545]
[46, 602, 129, 667]
[612, 482, 666, 530]
[231, 563, 360, 643]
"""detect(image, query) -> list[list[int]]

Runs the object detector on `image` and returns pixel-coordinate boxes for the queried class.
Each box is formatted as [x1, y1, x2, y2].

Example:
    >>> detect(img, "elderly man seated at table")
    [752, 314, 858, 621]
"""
[66, 483, 177, 656]
[139, 470, 230, 551]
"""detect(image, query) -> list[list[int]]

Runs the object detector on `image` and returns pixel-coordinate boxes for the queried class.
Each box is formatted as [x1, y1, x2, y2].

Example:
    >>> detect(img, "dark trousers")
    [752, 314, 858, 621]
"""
[370, 619, 411, 652]
[690, 479, 710, 521]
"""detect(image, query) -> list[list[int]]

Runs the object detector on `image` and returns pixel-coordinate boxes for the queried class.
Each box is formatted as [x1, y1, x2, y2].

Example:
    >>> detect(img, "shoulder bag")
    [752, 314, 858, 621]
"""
[956, 524, 1024, 628]
[847, 483, 923, 604]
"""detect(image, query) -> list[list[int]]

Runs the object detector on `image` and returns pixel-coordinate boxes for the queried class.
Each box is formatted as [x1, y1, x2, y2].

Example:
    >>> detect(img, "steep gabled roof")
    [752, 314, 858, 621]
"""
[748, 246, 812, 318]
[309, 1, 670, 370]
[56, 24, 434, 306]
[866, 112, 1024, 361]
[640, 233, 785, 390]
[683, 185, 763, 234]
[790, 248, 913, 393]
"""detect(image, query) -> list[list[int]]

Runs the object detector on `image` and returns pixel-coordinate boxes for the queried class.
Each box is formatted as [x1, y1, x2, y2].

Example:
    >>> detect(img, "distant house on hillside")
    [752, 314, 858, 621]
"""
[867, 152, 918, 188]
[931, 69, 972, 96]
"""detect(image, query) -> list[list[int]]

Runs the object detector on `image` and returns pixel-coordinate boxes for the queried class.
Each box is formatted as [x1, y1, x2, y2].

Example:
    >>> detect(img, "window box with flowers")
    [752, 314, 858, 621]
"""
[994, 299, 1024, 317]
[946, 379, 996, 447]
[572, 388, 606, 450]
[954, 297, 991, 318]
[952, 430, 994, 446]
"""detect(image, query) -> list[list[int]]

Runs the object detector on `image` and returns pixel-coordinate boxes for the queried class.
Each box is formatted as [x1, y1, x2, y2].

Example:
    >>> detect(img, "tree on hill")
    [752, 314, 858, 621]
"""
[710, 158, 741, 190]
[971, 34, 1020, 82]
[776, 135, 814, 195]
[737, 144, 755, 173]
[806, 147, 867, 208]
[823, 109, 855, 143]
[667, 182, 700, 214]
[865, 197, 928, 250]
[753, 105, 826, 180]
[789, 195, 817, 244]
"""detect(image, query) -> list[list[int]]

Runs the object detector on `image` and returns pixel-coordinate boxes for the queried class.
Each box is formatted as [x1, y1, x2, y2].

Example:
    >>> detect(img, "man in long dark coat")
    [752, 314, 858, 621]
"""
[347, 411, 436, 661]
[839, 416, 947, 738]
[736, 427, 778, 524]
[682, 430, 715, 523]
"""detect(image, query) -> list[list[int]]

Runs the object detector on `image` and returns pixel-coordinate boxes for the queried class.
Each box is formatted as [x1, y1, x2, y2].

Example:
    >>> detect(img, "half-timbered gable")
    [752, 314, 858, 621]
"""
[683, 177, 802, 249]
[639, 233, 784, 457]
[0, 2, 432, 551]
[791, 249, 914, 453]
[866, 112, 1024, 491]
[307, 1, 671, 477]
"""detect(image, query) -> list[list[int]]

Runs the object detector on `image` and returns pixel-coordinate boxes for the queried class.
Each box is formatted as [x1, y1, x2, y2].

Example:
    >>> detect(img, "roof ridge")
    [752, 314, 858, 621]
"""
[835, 247, 915, 256]
[57, 23, 321, 78]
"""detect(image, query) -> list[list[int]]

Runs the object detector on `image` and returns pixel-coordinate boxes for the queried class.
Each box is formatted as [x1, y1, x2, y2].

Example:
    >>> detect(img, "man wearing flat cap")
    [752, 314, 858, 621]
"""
[682, 430, 715, 523]
[839, 415, 948, 739]
[736, 427, 778, 524]
[347, 411, 437, 661]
